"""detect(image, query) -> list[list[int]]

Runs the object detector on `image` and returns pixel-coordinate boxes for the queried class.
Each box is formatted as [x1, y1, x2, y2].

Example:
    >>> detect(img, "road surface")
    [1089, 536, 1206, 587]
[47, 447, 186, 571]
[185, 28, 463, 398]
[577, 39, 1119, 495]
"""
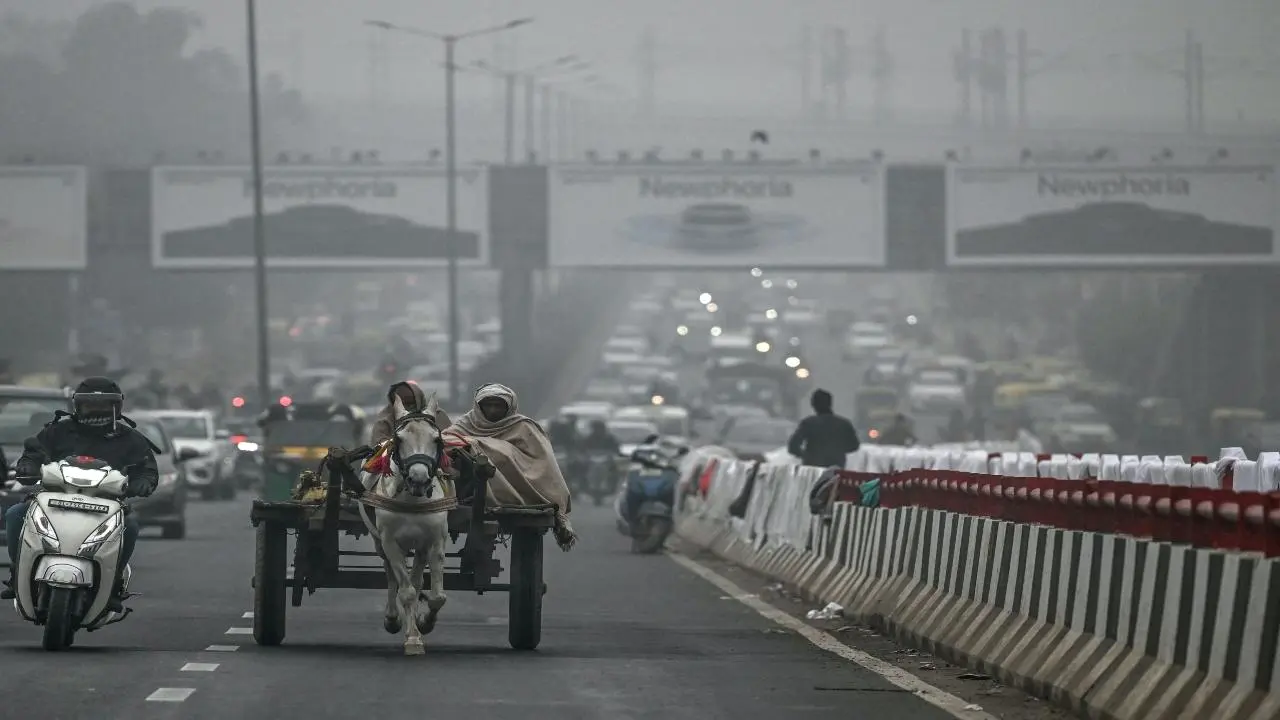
[0, 497, 961, 720]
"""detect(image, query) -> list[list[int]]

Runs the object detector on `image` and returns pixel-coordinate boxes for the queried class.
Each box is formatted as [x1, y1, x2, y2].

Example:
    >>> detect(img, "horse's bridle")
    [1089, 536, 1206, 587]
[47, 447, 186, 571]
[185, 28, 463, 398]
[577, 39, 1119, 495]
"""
[391, 411, 445, 497]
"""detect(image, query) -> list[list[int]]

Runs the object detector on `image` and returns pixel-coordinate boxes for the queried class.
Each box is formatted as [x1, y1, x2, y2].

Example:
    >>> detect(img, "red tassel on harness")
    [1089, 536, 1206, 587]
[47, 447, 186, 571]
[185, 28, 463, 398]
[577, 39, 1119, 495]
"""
[364, 451, 392, 476]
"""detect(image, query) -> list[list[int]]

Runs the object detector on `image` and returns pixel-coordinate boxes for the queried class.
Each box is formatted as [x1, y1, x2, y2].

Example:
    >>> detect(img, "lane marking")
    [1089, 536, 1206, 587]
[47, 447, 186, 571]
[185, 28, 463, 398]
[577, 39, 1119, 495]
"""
[668, 551, 998, 720]
[181, 663, 219, 672]
[241, 611, 254, 619]
[147, 688, 195, 702]
[225, 627, 253, 635]
[205, 645, 239, 652]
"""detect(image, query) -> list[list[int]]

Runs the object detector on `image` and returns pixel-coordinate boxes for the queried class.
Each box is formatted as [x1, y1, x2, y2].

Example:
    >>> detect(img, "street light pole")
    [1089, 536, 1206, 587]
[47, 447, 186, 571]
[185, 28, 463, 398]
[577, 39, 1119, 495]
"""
[444, 36, 460, 408]
[539, 85, 552, 162]
[503, 72, 516, 164]
[366, 16, 531, 405]
[523, 75, 536, 161]
[245, 0, 270, 412]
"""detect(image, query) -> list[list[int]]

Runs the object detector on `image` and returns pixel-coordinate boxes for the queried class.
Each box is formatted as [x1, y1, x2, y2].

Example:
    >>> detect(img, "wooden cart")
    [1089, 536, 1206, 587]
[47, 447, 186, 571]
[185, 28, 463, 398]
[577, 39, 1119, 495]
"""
[249, 448, 554, 650]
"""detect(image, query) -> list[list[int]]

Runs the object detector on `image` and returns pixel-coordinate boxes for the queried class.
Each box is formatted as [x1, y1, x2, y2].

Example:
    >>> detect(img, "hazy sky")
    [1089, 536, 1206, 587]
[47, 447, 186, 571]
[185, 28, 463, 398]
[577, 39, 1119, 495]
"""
[12, 0, 1280, 126]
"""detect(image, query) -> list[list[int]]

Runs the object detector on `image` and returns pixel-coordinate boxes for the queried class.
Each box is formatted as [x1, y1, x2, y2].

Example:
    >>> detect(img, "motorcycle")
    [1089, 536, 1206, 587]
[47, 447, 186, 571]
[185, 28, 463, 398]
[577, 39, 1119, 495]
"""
[615, 439, 679, 554]
[14, 457, 133, 650]
[584, 452, 617, 507]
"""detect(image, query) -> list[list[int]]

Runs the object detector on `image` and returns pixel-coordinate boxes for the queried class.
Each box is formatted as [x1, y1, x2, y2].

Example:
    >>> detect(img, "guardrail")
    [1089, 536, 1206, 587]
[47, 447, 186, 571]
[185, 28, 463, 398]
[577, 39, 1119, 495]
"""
[676, 450, 1280, 720]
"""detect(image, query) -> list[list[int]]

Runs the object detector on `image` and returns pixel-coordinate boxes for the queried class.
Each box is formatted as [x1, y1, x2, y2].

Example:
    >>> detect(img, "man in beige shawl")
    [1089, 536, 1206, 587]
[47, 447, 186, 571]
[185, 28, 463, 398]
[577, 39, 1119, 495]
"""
[449, 383, 576, 550]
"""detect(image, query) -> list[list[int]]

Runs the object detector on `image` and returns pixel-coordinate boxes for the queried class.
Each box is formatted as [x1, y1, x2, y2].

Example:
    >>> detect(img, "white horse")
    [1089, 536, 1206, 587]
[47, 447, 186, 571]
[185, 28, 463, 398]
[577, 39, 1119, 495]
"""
[357, 393, 453, 656]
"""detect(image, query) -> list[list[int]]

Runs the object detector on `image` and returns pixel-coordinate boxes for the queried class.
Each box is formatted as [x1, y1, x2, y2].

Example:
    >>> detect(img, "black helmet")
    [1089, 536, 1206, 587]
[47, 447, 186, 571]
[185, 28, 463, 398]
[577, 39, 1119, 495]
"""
[72, 376, 124, 429]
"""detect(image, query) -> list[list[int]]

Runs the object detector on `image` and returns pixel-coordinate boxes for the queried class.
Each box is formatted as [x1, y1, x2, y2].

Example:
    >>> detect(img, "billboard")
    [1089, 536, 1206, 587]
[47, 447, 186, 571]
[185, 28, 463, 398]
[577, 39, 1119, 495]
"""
[150, 166, 488, 269]
[947, 164, 1278, 266]
[0, 166, 87, 270]
[548, 164, 884, 268]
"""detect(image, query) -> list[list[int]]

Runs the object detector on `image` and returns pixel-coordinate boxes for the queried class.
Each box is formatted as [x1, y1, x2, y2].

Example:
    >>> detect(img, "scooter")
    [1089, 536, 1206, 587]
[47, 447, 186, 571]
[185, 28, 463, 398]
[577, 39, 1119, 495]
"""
[615, 438, 679, 554]
[14, 457, 133, 650]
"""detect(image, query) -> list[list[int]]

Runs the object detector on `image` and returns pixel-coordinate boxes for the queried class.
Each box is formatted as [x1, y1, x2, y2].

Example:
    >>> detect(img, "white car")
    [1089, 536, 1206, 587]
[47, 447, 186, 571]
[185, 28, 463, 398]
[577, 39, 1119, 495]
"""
[132, 410, 236, 500]
[906, 370, 968, 413]
[844, 331, 892, 361]
[604, 336, 648, 355]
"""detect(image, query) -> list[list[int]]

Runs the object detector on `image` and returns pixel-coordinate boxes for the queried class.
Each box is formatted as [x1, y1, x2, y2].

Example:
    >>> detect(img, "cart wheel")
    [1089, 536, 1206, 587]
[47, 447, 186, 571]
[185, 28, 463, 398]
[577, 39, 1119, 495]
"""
[253, 521, 288, 646]
[507, 527, 544, 651]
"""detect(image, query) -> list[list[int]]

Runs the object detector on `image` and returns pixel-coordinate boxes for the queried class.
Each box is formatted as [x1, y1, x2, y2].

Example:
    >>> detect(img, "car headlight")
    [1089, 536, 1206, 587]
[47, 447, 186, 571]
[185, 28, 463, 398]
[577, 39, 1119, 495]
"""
[29, 503, 58, 543]
[79, 510, 122, 553]
[237, 441, 259, 452]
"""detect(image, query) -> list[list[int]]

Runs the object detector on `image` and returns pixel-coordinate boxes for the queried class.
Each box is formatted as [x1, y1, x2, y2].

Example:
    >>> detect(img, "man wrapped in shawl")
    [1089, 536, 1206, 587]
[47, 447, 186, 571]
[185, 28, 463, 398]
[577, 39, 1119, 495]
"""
[449, 383, 577, 551]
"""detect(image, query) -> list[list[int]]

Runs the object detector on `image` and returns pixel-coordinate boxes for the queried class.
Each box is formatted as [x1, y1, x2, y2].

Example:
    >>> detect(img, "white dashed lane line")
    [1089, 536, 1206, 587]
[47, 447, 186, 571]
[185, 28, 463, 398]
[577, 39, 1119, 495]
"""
[147, 688, 196, 702]
[225, 627, 253, 635]
[205, 644, 239, 652]
[181, 663, 220, 672]
[241, 611, 253, 619]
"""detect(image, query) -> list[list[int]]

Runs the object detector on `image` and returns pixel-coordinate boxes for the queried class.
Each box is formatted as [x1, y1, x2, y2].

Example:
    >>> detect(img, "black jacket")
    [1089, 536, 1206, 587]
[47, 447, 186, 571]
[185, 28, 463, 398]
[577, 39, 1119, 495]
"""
[787, 412, 860, 468]
[15, 417, 159, 495]
[548, 421, 580, 450]
[582, 431, 620, 455]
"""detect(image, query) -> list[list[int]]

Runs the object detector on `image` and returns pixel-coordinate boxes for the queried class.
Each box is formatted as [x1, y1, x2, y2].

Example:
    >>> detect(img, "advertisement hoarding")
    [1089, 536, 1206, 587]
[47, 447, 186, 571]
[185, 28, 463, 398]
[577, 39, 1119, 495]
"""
[548, 164, 884, 268]
[150, 166, 488, 269]
[0, 166, 88, 270]
[947, 164, 1278, 266]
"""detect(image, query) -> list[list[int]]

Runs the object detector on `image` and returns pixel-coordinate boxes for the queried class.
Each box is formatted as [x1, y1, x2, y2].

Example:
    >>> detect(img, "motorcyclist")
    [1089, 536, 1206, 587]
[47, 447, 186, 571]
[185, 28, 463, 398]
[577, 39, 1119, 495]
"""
[1, 377, 158, 611]
[548, 414, 580, 452]
[582, 419, 621, 456]
[879, 413, 918, 447]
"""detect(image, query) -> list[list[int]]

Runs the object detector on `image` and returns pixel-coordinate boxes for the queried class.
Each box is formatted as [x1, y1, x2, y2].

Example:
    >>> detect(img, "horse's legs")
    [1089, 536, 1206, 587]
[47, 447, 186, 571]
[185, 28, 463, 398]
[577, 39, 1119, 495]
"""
[380, 530, 423, 655]
[422, 517, 449, 633]
[382, 555, 401, 634]
[410, 548, 431, 633]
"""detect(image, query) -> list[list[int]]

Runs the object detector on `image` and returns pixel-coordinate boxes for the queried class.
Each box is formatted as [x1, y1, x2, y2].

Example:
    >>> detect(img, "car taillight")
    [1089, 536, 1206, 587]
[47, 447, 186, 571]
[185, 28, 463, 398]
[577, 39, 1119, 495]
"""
[231, 396, 246, 408]
[230, 435, 247, 444]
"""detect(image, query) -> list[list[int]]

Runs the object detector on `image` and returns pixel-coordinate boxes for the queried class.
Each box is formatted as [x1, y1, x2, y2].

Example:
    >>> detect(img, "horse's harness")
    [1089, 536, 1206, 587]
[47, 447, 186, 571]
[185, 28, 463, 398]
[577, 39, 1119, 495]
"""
[391, 410, 445, 484]
[359, 411, 457, 515]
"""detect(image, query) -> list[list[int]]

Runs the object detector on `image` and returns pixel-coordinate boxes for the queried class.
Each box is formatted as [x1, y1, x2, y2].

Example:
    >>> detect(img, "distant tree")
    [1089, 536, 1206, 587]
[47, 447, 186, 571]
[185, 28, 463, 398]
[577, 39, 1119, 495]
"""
[0, 2, 305, 164]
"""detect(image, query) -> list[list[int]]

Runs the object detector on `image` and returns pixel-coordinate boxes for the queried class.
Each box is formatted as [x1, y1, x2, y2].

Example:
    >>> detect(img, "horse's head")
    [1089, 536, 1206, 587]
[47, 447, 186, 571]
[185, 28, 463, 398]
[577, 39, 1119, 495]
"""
[390, 392, 444, 498]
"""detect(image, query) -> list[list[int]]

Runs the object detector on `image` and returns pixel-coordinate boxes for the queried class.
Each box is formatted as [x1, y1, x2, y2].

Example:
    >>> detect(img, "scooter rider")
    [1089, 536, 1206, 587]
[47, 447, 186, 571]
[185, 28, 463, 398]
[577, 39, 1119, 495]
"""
[582, 419, 621, 456]
[1, 377, 158, 612]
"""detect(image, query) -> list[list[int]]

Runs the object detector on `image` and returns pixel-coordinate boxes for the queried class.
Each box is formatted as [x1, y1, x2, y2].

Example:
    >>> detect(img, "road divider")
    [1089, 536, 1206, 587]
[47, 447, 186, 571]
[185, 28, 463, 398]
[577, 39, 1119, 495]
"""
[676, 449, 1280, 720]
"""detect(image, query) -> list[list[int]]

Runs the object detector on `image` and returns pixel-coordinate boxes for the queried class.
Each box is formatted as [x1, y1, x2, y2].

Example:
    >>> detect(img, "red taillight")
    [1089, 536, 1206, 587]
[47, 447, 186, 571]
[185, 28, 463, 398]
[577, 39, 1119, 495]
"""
[230, 434, 247, 444]
[868, 428, 880, 439]
[279, 396, 293, 407]
[231, 396, 246, 408]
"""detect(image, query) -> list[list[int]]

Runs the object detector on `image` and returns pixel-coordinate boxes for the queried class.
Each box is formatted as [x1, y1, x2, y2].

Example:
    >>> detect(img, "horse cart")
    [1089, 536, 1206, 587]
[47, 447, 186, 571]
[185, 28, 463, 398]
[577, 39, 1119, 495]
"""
[248, 412, 554, 650]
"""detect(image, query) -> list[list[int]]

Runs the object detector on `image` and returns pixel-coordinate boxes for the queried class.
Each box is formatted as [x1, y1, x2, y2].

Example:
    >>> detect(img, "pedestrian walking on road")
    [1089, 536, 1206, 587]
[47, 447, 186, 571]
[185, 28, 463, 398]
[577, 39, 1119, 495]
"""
[787, 389, 860, 469]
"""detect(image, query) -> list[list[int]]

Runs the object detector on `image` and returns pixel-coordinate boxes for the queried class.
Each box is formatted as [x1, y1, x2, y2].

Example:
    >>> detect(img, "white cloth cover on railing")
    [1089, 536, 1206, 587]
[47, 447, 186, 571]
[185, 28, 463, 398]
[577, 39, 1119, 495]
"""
[1257, 453, 1280, 492]
[1192, 462, 1218, 489]
[1233, 460, 1260, 492]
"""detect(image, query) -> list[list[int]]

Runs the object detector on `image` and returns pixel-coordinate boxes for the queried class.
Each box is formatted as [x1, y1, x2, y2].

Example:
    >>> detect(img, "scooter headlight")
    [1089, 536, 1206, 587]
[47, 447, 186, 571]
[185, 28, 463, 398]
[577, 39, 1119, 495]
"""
[79, 510, 122, 552]
[28, 504, 58, 543]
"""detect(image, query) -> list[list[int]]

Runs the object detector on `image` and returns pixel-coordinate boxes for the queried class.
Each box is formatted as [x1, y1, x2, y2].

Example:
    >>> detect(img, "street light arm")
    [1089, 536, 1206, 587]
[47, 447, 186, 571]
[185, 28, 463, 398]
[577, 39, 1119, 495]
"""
[365, 19, 444, 39]
[456, 17, 534, 41]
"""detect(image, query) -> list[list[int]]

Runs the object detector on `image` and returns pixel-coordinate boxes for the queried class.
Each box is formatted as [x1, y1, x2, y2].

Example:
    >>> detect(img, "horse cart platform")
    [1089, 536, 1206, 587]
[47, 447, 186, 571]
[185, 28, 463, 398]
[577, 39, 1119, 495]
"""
[250, 436, 553, 651]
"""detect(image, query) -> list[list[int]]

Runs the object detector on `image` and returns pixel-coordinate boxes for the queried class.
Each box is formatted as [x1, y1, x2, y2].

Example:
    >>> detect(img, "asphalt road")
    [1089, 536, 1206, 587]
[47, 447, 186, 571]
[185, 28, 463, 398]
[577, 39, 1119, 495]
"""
[0, 496, 959, 720]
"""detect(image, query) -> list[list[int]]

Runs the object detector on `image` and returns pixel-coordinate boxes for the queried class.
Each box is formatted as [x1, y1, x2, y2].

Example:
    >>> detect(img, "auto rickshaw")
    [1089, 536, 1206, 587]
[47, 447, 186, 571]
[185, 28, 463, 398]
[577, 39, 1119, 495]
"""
[1210, 407, 1266, 457]
[992, 381, 1061, 428]
[259, 401, 364, 502]
[1134, 396, 1186, 453]
[855, 385, 900, 428]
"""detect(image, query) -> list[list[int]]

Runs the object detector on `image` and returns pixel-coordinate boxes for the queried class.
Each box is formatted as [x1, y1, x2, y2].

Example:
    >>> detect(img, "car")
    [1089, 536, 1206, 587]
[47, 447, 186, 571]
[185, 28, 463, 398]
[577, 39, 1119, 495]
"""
[132, 410, 236, 500]
[1041, 403, 1118, 452]
[131, 418, 202, 539]
[844, 322, 893, 361]
[607, 419, 661, 456]
[907, 370, 968, 413]
[224, 418, 264, 488]
[0, 385, 72, 546]
[581, 378, 632, 405]
[717, 416, 796, 461]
